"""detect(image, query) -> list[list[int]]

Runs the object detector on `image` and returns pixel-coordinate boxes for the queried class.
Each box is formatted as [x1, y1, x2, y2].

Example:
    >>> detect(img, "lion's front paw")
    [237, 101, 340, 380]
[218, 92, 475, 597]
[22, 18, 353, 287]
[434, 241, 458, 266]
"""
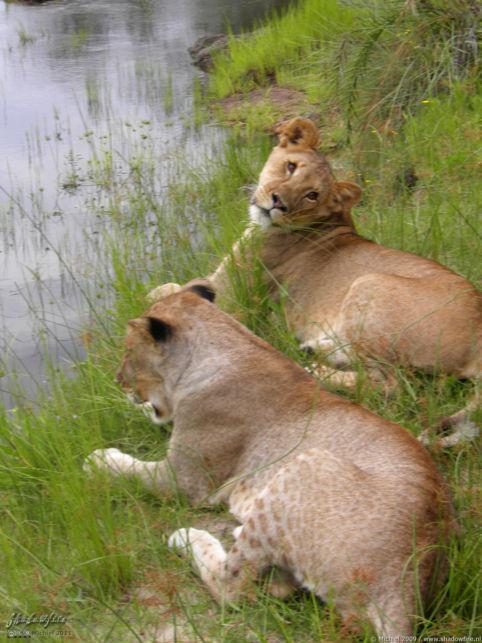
[146, 282, 181, 303]
[83, 448, 135, 476]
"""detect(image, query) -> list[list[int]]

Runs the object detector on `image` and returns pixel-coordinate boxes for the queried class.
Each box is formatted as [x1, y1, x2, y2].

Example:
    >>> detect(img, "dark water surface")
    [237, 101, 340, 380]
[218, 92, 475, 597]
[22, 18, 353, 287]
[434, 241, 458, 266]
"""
[0, 0, 288, 408]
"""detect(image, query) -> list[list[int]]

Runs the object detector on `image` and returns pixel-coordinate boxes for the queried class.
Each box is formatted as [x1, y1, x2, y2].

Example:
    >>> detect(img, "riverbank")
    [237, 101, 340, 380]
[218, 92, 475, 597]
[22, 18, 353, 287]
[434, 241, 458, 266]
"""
[1, 0, 480, 640]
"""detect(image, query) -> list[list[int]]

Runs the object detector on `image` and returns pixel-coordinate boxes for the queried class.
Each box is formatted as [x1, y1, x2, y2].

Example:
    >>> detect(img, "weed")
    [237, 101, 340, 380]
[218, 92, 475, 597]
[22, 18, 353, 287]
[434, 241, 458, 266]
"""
[163, 73, 173, 112]
[16, 24, 35, 46]
[71, 26, 89, 50]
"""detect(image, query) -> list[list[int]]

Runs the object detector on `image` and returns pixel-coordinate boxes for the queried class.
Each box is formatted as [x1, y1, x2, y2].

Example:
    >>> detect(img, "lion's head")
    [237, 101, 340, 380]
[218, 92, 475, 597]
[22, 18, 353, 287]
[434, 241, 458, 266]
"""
[250, 117, 361, 229]
[115, 281, 216, 425]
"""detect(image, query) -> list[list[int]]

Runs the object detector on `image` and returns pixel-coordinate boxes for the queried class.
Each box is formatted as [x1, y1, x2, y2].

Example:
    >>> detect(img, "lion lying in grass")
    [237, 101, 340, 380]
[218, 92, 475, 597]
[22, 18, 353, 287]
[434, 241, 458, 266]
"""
[86, 283, 455, 639]
[149, 118, 481, 444]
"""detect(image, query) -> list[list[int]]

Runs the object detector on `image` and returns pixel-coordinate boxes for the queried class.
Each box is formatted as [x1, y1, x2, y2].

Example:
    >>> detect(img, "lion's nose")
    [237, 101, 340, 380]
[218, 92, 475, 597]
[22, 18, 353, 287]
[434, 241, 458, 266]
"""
[271, 193, 287, 211]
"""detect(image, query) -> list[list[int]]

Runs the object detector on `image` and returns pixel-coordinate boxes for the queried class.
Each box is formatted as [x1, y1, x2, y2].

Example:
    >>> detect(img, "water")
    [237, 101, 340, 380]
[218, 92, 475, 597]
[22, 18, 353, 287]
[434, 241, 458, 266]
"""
[0, 0, 288, 408]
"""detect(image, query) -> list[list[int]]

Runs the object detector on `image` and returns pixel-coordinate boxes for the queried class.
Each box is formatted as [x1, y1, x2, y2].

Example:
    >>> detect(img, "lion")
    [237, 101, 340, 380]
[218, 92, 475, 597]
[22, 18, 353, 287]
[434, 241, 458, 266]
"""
[148, 117, 481, 444]
[85, 282, 456, 639]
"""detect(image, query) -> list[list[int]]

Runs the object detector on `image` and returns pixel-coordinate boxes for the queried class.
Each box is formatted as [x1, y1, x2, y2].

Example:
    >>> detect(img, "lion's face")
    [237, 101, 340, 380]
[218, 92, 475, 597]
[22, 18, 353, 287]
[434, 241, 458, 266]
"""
[115, 319, 174, 425]
[250, 118, 361, 229]
[250, 146, 334, 228]
[115, 282, 216, 425]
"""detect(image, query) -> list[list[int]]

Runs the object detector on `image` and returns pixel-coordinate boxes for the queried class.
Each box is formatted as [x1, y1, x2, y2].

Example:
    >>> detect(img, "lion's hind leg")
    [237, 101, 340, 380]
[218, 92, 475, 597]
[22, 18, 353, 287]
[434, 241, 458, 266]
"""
[168, 526, 269, 604]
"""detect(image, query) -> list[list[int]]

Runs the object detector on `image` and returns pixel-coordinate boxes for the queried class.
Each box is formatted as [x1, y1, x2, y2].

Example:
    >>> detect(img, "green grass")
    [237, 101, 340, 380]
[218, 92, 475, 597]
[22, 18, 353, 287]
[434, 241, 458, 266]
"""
[209, 0, 360, 99]
[350, 87, 482, 280]
[0, 0, 480, 640]
[210, 0, 479, 135]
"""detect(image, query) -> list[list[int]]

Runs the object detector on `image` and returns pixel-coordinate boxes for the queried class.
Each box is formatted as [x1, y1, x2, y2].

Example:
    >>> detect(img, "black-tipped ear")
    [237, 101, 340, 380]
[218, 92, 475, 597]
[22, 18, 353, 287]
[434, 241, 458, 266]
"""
[186, 282, 216, 303]
[147, 317, 172, 342]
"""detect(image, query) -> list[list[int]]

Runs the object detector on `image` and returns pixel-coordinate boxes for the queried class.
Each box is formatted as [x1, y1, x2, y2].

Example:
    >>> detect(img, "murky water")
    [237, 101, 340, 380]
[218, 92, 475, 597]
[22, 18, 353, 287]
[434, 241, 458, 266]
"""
[0, 0, 288, 408]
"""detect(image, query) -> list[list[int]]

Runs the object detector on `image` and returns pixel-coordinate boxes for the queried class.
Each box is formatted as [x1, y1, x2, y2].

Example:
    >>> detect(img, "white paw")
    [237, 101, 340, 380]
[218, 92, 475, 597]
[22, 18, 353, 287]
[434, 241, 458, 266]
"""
[168, 527, 208, 550]
[168, 528, 227, 575]
[168, 527, 210, 561]
[83, 448, 135, 476]
[418, 420, 479, 448]
[168, 528, 191, 552]
[301, 333, 351, 368]
[146, 282, 181, 303]
[233, 525, 243, 539]
[438, 420, 479, 447]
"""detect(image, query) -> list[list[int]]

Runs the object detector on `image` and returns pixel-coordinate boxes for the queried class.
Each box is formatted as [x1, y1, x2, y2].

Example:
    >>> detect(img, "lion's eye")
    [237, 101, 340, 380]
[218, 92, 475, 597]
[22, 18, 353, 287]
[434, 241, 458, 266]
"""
[287, 161, 296, 174]
[306, 192, 318, 200]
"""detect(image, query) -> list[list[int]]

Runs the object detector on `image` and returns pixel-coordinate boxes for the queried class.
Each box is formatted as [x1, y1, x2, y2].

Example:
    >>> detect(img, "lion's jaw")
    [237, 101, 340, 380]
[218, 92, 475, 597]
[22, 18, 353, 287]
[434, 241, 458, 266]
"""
[117, 374, 173, 426]
[115, 328, 174, 425]
[249, 202, 273, 228]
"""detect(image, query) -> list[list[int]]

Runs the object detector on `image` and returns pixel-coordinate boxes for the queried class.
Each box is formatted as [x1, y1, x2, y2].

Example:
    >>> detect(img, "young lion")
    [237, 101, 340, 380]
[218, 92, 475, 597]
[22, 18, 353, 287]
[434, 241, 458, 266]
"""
[86, 282, 455, 640]
[149, 117, 481, 443]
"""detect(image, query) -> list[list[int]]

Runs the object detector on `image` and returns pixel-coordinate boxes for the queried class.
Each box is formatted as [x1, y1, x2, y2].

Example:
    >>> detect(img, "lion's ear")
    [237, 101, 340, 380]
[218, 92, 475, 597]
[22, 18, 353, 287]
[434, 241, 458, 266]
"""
[276, 117, 320, 149]
[333, 181, 362, 209]
[127, 317, 145, 330]
[325, 181, 362, 227]
[147, 317, 172, 342]
[128, 317, 172, 342]
[184, 279, 216, 303]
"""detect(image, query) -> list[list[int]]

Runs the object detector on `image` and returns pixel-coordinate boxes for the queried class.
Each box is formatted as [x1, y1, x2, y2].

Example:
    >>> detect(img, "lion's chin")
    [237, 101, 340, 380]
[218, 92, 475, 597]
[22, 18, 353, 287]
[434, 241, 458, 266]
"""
[126, 392, 172, 425]
[136, 401, 172, 425]
[249, 203, 272, 228]
[149, 403, 172, 425]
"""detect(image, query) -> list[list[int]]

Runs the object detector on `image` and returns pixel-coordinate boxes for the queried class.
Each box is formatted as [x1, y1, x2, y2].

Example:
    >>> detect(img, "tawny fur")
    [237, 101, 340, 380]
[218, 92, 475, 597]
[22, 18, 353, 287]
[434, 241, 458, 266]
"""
[85, 284, 456, 639]
[148, 117, 481, 441]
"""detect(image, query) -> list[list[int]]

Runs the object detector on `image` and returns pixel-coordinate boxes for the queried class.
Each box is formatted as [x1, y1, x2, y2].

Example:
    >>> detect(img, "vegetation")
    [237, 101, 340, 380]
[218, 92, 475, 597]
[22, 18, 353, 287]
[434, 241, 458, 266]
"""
[0, 0, 480, 640]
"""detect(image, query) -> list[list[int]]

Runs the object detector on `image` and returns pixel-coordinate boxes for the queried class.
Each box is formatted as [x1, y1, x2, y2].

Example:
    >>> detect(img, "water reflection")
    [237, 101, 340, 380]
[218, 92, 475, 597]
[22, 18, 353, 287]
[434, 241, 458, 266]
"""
[0, 0, 289, 407]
